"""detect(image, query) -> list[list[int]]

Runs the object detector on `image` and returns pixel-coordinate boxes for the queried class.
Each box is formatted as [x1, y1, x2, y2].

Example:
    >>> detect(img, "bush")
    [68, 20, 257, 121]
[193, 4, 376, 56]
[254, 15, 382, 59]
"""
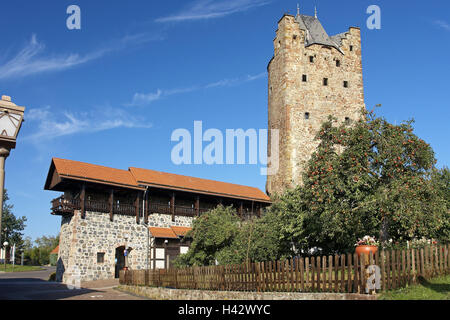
[48, 272, 56, 282]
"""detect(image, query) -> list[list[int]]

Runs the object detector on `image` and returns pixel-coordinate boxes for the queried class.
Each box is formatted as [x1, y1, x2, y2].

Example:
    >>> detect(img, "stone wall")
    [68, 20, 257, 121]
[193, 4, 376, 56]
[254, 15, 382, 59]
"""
[267, 14, 365, 195]
[56, 210, 193, 283]
[117, 285, 377, 300]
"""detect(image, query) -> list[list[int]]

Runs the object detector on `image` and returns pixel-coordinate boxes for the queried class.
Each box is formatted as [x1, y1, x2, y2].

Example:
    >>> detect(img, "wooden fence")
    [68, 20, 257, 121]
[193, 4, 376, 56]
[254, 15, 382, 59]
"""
[120, 244, 450, 294]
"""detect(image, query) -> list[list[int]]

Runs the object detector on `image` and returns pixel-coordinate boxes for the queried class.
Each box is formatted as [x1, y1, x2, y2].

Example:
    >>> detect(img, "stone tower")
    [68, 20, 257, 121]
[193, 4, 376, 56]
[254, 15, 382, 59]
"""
[266, 11, 365, 196]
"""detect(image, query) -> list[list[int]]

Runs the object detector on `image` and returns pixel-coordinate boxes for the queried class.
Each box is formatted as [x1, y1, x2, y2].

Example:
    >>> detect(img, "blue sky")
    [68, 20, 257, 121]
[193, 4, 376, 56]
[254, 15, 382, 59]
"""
[0, 0, 449, 241]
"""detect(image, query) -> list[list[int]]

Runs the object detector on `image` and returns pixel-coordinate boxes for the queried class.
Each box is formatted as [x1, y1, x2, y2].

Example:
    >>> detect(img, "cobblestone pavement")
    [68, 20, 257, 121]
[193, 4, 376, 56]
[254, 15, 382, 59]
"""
[0, 267, 144, 300]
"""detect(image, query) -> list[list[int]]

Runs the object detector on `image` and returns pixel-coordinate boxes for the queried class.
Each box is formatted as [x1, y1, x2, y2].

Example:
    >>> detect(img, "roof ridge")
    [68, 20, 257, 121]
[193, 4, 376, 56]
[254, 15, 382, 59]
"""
[53, 158, 130, 173]
[129, 167, 264, 191]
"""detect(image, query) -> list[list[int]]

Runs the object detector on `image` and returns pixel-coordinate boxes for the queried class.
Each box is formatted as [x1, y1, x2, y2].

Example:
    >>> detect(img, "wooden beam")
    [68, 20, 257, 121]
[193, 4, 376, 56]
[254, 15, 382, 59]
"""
[109, 189, 114, 222]
[80, 183, 86, 219]
[135, 192, 140, 224]
[195, 196, 200, 217]
[153, 240, 156, 270]
[171, 193, 175, 222]
[239, 202, 243, 218]
[145, 191, 149, 224]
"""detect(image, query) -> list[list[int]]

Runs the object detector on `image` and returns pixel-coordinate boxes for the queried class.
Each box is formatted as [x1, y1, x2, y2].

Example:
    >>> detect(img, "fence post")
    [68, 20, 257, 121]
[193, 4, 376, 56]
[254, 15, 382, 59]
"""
[305, 257, 310, 292]
[333, 255, 339, 293]
[420, 248, 425, 278]
[359, 253, 365, 294]
[340, 254, 345, 293]
[347, 253, 352, 292]
[380, 250, 385, 291]
[352, 253, 359, 292]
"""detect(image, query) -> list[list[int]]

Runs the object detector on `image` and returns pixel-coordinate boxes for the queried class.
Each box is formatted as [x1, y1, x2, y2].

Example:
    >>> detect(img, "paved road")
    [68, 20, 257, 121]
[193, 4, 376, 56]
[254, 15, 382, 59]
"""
[0, 267, 144, 300]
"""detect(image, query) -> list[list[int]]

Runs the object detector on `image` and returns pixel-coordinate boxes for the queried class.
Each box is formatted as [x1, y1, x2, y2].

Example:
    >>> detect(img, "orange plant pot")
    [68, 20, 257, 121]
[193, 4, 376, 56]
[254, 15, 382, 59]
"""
[355, 245, 378, 257]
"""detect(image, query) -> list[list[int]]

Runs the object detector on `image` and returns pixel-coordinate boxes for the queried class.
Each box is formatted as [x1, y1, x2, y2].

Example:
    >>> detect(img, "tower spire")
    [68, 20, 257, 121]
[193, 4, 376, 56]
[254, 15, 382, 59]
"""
[296, 3, 300, 16]
[314, 6, 317, 18]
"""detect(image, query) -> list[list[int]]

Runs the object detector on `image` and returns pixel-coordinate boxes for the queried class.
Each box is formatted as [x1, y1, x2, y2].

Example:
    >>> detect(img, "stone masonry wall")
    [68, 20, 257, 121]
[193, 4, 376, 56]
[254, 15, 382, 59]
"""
[56, 210, 193, 283]
[267, 14, 365, 195]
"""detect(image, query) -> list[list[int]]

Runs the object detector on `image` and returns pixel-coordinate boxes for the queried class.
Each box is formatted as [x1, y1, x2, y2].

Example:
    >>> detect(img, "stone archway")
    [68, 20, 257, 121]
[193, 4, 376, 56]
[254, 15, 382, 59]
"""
[114, 245, 134, 278]
[115, 246, 125, 278]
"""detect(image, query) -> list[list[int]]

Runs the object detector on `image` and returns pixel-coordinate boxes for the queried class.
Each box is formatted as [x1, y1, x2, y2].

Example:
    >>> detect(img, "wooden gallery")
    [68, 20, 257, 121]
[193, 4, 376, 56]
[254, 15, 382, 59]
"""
[44, 158, 271, 282]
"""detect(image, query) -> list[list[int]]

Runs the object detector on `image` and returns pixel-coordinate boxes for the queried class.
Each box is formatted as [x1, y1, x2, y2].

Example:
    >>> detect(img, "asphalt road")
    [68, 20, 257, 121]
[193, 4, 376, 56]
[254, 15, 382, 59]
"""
[0, 266, 144, 300]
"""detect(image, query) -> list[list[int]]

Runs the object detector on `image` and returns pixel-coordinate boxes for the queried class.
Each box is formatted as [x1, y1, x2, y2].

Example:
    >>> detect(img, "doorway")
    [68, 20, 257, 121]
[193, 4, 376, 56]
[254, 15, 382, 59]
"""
[115, 246, 125, 278]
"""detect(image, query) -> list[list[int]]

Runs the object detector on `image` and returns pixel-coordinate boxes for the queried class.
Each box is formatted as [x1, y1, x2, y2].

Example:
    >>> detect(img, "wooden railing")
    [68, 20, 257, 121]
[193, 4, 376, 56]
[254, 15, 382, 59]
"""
[113, 203, 137, 216]
[120, 245, 450, 294]
[51, 196, 136, 216]
[85, 199, 109, 213]
[52, 196, 260, 219]
[51, 196, 80, 215]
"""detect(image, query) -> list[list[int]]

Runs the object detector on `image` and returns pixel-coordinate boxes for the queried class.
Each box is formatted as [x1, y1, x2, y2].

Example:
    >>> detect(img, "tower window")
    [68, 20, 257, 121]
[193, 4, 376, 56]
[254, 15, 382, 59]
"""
[293, 35, 297, 40]
[302, 74, 307, 82]
[336, 60, 341, 67]
[343, 81, 349, 88]
[309, 56, 314, 63]
[304, 112, 310, 120]
[345, 117, 351, 124]
[97, 252, 105, 263]
[323, 78, 328, 86]
[349, 45, 353, 51]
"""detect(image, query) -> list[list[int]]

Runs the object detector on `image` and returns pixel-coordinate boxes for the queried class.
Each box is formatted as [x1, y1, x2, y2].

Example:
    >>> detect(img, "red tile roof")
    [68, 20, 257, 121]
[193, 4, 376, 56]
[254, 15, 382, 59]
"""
[50, 245, 59, 255]
[51, 158, 143, 190]
[170, 226, 192, 237]
[46, 158, 270, 202]
[130, 167, 270, 202]
[149, 227, 178, 239]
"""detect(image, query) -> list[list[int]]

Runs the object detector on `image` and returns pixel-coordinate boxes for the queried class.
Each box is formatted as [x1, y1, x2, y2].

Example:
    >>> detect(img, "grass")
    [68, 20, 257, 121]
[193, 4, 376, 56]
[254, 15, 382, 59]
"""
[378, 275, 450, 300]
[0, 265, 44, 273]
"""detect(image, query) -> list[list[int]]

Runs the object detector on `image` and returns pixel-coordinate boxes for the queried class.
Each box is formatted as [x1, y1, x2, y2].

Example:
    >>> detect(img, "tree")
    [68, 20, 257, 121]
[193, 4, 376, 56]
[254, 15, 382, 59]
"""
[23, 234, 59, 266]
[271, 109, 448, 254]
[174, 206, 240, 266]
[174, 206, 291, 266]
[431, 167, 450, 243]
[1, 190, 27, 249]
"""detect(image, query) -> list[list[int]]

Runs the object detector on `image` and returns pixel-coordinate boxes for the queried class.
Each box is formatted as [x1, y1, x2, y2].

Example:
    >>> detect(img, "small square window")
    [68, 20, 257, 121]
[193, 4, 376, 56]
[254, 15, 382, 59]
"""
[345, 117, 351, 124]
[304, 112, 310, 120]
[336, 60, 341, 67]
[302, 74, 307, 82]
[343, 81, 348, 88]
[323, 78, 328, 86]
[97, 252, 105, 263]
[309, 56, 314, 63]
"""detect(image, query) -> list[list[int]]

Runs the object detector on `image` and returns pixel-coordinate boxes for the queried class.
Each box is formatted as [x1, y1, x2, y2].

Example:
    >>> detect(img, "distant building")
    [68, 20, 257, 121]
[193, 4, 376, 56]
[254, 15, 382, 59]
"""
[44, 158, 270, 283]
[266, 11, 365, 195]
[49, 245, 59, 266]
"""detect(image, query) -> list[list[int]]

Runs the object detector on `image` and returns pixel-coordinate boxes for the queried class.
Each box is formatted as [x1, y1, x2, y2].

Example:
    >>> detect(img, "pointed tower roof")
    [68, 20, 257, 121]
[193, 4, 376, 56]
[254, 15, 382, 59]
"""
[295, 14, 343, 52]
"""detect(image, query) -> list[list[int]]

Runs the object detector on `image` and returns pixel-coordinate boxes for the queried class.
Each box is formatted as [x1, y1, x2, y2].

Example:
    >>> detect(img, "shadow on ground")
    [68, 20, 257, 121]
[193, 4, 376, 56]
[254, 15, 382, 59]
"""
[417, 276, 450, 294]
[0, 277, 99, 300]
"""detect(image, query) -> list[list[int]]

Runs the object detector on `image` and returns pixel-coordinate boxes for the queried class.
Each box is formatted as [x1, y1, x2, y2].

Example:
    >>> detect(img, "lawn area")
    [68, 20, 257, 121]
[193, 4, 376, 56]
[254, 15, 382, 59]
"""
[0, 265, 44, 273]
[378, 275, 450, 300]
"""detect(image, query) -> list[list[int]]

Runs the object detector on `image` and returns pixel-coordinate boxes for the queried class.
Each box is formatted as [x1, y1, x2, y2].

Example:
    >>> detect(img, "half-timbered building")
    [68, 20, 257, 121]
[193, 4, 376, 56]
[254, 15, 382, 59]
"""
[44, 158, 271, 282]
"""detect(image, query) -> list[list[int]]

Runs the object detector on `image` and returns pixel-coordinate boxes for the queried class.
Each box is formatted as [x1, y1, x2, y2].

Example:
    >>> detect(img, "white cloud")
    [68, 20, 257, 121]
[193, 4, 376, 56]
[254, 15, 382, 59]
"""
[155, 0, 271, 23]
[129, 89, 164, 106]
[434, 20, 450, 31]
[0, 33, 162, 80]
[24, 105, 151, 143]
[127, 71, 266, 106]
